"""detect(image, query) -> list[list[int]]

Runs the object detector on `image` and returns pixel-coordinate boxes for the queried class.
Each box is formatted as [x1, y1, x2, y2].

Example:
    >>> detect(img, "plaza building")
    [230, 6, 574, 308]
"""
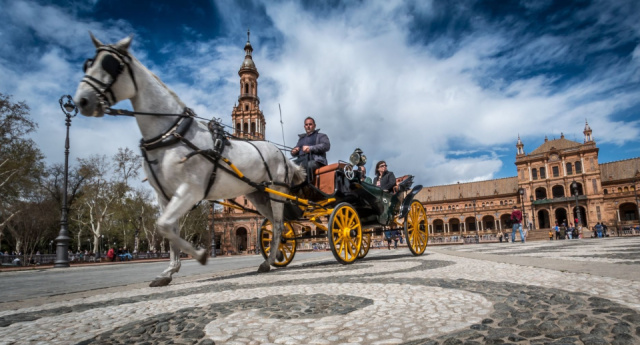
[416, 125, 640, 240]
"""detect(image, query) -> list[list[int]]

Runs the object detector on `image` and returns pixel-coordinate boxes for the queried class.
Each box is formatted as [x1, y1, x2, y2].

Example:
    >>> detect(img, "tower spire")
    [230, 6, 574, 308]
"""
[584, 119, 593, 143]
[516, 134, 524, 155]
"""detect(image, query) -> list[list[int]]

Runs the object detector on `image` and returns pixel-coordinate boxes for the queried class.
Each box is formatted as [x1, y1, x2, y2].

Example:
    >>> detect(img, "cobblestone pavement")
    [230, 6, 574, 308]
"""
[1, 237, 639, 345]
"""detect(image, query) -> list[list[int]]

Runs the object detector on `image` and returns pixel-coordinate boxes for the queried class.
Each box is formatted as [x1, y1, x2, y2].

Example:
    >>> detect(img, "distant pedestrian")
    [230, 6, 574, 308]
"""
[549, 230, 554, 240]
[510, 206, 524, 243]
[595, 222, 604, 238]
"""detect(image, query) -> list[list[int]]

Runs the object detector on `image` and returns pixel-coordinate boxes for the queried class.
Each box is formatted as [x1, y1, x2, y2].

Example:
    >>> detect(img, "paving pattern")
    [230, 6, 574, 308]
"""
[1, 237, 640, 344]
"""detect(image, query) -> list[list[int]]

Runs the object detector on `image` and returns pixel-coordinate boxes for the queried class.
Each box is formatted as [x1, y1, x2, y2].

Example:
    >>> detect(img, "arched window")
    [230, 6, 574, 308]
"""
[603, 189, 608, 195]
[244, 105, 249, 111]
[251, 122, 256, 135]
[236, 123, 241, 134]
[244, 83, 249, 94]
[532, 168, 538, 180]
[243, 123, 249, 135]
[624, 186, 629, 192]
[552, 185, 565, 198]
[566, 162, 573, 175]
[575, 161, 582, 174]
[540, 167, 546, 179]
[618, 187, 622, 193]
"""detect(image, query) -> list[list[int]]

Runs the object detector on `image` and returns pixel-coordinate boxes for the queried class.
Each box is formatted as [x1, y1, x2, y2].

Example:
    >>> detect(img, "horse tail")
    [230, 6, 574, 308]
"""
[289, 160, 307, 186]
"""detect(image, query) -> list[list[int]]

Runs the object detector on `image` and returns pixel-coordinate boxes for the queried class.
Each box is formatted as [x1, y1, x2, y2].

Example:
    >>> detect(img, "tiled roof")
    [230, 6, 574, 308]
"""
[600, 157, 640, 183]
[416, 177, 518, 203]
[529, 138, 582, 155]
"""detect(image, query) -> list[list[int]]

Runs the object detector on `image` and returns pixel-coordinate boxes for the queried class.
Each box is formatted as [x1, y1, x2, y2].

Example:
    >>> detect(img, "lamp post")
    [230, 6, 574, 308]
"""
[529, 195, 536, 230]
[49, 240, 53, 255]
[518, 188, 526, 228]
[100, 234, 104, 259]
[571, 180, 582, 229]
[54, 95, 77, 268]
[210, 201, 216, 258]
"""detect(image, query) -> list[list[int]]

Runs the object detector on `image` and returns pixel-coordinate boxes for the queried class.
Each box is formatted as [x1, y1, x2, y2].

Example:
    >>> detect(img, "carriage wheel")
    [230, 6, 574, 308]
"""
[357, 230, 372, 259]
[404, 200, 428, 256]
[328, 203, 362, 264]
[259, 219, 296, 267]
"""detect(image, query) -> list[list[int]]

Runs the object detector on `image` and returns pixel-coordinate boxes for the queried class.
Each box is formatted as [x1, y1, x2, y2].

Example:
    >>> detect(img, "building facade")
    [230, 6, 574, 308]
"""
[416, 123, 640, 238]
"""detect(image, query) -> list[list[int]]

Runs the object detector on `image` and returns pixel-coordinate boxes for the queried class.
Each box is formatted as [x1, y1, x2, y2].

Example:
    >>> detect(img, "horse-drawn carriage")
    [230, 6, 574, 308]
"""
[73, 33, 428, 286]
[250, 149, 428, 266]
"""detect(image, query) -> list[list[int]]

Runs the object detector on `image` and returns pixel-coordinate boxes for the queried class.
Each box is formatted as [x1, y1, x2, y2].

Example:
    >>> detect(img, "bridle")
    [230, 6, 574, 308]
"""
[81, 45, 138, 109]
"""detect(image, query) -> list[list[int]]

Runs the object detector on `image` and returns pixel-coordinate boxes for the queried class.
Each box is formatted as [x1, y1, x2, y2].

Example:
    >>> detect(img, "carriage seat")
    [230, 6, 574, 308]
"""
[393, 175, 411, 193]
[314, 163, 346, 195]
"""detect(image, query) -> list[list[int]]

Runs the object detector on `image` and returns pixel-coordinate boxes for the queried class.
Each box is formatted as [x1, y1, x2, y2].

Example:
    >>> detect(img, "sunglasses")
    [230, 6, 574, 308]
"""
[379, 164, 387, 167]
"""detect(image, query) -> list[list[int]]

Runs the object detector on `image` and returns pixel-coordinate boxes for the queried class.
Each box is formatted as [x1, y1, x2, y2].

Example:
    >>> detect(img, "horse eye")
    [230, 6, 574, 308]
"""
[83, 59, 93, 73]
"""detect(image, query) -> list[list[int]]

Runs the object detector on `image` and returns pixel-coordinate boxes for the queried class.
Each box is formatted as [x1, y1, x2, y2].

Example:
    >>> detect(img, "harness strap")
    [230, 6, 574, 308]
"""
[246, 141, 273, 181]
[81, 75, 117, 107]
[140, 148, 171, 201]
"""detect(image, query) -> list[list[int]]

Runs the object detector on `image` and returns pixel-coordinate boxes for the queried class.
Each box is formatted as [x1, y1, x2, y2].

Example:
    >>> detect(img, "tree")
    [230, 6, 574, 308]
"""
[0, 93, 46, 254]
[72, 154, 121, 253]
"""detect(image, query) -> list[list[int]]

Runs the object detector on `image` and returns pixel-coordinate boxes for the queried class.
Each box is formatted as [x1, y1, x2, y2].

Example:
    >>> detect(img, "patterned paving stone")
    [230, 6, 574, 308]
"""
[0, 238, 639, 344]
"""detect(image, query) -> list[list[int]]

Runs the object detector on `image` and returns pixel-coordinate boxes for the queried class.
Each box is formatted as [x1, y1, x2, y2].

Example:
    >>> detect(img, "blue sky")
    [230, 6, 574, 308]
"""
[1, 0, 639, 188]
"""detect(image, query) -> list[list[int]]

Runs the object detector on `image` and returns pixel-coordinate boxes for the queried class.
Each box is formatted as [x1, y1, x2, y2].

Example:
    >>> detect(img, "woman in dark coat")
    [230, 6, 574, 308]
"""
[373, 161, 396, 192]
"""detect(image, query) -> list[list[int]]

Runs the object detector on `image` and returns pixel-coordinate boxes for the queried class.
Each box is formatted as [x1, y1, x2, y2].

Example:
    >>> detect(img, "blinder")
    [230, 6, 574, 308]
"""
[82, 58, 93, 73]
[101, 54, 123, 78]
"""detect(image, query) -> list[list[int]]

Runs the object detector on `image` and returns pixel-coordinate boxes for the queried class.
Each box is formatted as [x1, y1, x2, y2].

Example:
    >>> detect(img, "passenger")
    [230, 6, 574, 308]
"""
[291, 116, 331, 175]
[373, 161, 396, 192]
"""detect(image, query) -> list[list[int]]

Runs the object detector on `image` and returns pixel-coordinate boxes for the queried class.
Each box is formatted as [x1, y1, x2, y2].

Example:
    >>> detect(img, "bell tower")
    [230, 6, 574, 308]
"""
[231, 29, 265, 140]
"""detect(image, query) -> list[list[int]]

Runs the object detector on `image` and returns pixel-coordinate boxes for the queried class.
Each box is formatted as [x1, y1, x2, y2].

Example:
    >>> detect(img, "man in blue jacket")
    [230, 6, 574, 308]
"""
[291, 117, 331, 174]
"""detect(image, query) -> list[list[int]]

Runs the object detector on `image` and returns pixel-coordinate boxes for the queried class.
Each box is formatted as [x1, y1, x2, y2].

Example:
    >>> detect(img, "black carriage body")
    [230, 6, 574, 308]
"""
[287, 162, 421, 227]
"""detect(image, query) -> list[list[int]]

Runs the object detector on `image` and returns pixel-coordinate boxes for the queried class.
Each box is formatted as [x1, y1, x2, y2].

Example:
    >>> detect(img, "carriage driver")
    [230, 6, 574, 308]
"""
[291, 116, 331, 173]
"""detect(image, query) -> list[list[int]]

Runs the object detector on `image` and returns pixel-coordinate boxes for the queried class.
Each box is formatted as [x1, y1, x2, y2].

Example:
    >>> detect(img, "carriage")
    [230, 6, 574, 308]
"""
[233, 148, 429, 266]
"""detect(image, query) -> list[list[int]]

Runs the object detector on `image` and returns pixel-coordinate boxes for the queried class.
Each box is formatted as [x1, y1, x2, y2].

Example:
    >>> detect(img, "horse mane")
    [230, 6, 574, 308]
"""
[124, 48, 186, 108]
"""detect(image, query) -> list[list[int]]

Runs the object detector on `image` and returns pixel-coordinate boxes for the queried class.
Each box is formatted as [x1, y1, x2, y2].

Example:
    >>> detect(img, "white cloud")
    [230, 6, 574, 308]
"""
[0, 0, 638, 191]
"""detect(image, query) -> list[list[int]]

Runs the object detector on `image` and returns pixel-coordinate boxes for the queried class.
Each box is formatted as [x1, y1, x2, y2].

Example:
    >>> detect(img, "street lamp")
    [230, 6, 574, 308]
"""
[518, 188, 526, 228]
[529, 195, 536, 230]
[49, 240, 53, 254]
[100, 234, 104, 259]
[210, 201, 216, 258]
[571, 180, 582, 229]
[54, 95, 77, 268]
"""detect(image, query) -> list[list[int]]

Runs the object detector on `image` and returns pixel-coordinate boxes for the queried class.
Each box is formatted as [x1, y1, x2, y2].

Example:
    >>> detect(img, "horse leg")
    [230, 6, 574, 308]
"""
[149, 239, 182, 287]
[245, 191, 284, 273]
[156, 185, 208, 264]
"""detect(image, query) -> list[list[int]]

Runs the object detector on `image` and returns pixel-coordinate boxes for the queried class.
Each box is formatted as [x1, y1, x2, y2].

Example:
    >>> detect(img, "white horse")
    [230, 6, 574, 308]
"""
[73, 33, 305, 287]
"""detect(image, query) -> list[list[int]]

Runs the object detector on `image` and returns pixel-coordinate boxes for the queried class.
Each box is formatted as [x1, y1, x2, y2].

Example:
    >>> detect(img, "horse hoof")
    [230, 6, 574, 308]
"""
[276, 250, 284, 262]
[149, 277, 172, 287]
[196, 249, 207, 265]
[257, 261, 271, 273]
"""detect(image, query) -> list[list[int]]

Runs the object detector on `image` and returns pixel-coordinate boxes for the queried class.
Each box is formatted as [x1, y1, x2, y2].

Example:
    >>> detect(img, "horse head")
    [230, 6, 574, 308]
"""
[73, 32, 137, 117]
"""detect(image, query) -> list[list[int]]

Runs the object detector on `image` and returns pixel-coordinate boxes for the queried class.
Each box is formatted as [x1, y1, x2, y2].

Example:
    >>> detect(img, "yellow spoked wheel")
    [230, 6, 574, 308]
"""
[259, 219, 297, 267]
[357, 230, 372, 259]
[328, 203, 362, 264]
[404, 200, 428, 256]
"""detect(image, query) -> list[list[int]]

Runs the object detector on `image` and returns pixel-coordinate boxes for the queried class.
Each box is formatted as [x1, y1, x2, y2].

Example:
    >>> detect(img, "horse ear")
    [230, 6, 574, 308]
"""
[89, 31, 103, 48]
[115, 35, 134, 51]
